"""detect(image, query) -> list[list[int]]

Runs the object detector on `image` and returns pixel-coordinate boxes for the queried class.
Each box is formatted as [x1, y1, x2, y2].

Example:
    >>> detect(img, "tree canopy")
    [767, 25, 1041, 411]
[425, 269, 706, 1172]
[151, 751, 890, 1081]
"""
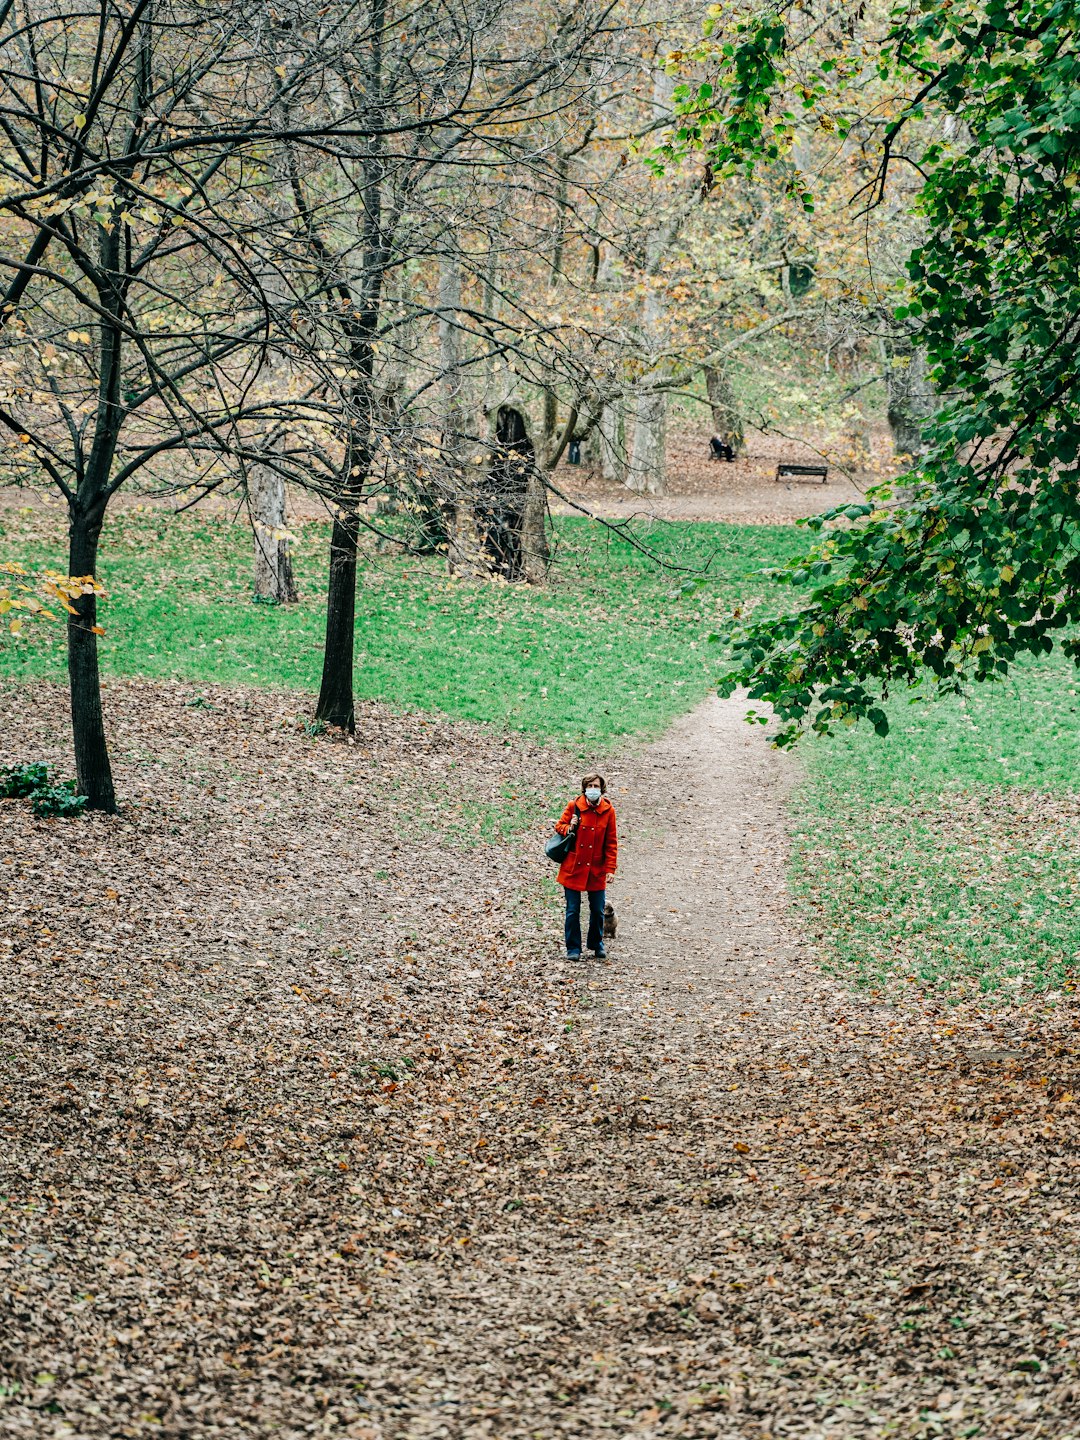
[668, 0, 1080, 742]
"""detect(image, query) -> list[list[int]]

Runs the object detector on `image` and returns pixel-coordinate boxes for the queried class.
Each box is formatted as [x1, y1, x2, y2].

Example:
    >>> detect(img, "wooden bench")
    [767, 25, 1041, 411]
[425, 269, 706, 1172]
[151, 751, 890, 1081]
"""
[776, 462, 828, 484]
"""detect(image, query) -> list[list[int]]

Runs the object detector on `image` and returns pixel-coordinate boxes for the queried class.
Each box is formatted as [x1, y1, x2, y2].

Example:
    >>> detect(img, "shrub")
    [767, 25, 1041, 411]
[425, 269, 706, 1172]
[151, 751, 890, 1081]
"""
[0, 762, 50, 798]
[0, 763, 88, 818]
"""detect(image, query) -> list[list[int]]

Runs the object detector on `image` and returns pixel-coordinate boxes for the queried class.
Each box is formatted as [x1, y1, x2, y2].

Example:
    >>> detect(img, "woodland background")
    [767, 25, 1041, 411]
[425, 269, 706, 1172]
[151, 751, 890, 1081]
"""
[3, 0, 1080, 1435]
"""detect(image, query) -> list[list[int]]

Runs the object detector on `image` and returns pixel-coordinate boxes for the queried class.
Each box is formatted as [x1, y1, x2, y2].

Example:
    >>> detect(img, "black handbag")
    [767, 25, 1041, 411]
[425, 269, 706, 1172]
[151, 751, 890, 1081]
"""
[544, 811, 578, 864]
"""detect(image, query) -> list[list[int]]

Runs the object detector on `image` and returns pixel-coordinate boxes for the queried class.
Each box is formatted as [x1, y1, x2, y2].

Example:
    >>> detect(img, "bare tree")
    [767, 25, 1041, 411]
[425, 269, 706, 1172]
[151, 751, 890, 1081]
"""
[270, 0, 629, 729]
[0, 0, 394, 804]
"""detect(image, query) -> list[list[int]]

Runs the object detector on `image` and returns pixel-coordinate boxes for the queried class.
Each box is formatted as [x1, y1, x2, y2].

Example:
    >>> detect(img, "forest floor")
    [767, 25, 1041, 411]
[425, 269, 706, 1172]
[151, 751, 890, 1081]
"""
[3, 681, 1079, 1439]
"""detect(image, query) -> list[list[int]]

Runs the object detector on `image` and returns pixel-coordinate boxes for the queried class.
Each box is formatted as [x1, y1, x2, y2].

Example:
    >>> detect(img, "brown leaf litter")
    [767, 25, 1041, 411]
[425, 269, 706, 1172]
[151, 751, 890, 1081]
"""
[1, 682, 1078, 1439]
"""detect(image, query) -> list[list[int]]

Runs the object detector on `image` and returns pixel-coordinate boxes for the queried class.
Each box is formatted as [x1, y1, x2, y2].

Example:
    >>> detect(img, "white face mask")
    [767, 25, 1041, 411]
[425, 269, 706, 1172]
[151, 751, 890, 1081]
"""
[585, 787, 602, 804]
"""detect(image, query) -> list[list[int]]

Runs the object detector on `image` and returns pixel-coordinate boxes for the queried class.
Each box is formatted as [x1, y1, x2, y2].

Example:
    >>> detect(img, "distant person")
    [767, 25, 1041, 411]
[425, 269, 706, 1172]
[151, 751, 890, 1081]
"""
[710, 435, 735, 462]
[553, 773, 618, 960]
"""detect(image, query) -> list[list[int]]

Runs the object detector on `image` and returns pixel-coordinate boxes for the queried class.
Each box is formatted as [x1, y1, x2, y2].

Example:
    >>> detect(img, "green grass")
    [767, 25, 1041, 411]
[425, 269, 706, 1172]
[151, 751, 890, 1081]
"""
[0, 503, 802, 750]
[5, 497, 1080, 1001]
[791, 654, 1080, 999]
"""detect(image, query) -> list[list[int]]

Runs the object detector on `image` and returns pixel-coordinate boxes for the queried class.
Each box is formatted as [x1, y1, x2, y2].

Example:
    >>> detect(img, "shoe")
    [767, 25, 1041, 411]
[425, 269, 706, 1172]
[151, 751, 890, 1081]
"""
[592, 944, 607, 959]
[567, 951, 582, 961]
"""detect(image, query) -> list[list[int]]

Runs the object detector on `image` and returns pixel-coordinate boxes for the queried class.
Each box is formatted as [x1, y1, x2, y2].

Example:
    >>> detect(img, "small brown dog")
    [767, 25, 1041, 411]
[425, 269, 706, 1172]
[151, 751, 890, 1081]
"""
[603, 902, 617, 939]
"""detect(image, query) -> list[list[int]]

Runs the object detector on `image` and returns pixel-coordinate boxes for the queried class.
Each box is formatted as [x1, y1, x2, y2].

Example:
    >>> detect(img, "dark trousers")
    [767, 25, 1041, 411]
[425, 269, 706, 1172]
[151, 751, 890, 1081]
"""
[564, 886, 605, 955]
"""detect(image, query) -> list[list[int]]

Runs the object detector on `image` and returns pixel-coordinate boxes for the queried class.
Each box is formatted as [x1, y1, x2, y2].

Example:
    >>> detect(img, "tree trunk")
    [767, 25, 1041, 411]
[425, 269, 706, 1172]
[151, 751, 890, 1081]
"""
[304, 0, 387, 733]
[476, 246, 501, 431]
[446, 482, 490, 578]
[625, 73, 679, 497]
[438, 242, 487, 577]
[704, 365, 744, 454]
[471, 406, 547, 583]
[540, 389, 559, 471]
[627, 386, 666, 495]
[251, 466, 298, 603]
[885, 339, 935, 459]
[315, 509, 360, 731]
[67, 497, 116, 813]
[538, 151, 569, 472]
[627, 267, 669, 494]
[520, 469, 549, 582]
[599, 402, 626, 482]
[247, 116, 299, 606]
[66, 213, 124, 814]
[842, 410, 873, 472]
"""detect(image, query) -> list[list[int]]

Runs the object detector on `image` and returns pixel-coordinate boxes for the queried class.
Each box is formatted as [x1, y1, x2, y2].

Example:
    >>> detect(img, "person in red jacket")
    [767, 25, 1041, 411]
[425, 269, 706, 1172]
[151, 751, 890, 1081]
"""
[553, 773, 618, 960]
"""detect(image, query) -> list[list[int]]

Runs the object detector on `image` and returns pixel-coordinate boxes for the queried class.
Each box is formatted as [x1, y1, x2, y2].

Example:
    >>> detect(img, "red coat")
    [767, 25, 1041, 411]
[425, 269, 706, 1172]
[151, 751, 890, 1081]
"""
[554, 796, 618, 891]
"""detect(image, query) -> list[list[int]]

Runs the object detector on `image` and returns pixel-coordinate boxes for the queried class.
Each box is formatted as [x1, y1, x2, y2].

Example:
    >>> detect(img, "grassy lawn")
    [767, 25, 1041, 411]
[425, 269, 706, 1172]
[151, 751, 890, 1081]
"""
[0, 501, 801, 750]
[791, 655, 1080, 1000]
[4, 496, 1079, 1001]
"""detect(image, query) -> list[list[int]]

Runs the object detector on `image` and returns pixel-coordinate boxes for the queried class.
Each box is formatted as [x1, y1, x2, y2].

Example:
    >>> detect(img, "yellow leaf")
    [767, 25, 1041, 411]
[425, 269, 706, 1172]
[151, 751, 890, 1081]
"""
[74, 113, 86, 129]
[8, 617, 22, 635]
[91, 624, 105, 636]
[972, 636, 992, 654]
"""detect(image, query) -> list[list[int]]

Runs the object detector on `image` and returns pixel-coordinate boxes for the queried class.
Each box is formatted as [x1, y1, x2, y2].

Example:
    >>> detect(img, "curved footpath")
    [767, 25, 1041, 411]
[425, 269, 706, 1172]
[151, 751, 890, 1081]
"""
[396, 696, 1078, 1440]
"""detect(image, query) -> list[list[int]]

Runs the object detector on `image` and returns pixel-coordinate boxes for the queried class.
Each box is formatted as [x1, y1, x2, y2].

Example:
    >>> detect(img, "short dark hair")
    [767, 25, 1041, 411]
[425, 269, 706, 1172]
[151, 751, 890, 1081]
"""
[581, 773, 606, 794]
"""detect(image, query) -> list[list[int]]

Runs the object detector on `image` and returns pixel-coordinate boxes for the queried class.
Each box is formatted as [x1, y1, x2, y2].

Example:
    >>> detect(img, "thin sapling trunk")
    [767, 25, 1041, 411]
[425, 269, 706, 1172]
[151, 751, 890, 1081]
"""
[316, 507, 361, 731]
[67, 495, 116, 812]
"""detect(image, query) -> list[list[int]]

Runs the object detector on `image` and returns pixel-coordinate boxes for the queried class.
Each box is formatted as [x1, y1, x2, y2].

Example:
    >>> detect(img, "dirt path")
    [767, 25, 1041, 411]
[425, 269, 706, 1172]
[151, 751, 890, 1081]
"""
[547, 426, 879, 525]
[384, 700, 1078, 1439]
[607, 694, 834, 1039]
